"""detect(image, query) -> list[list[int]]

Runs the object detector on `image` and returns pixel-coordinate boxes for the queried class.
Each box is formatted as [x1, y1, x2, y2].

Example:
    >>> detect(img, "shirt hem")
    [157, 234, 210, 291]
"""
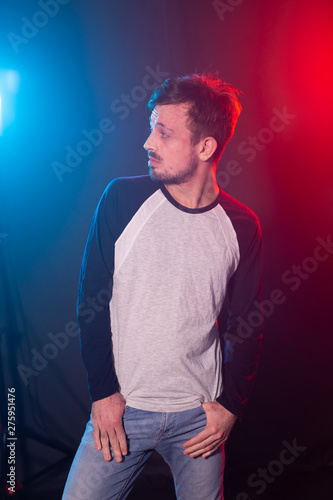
[124, 399, 203, 413]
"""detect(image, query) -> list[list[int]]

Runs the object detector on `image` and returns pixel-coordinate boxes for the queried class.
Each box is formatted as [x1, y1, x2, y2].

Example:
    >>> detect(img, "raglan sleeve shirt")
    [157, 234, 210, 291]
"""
[216, 196, 264, 419]
[77, 177, 264, 419]
[77, 181, 120, 402]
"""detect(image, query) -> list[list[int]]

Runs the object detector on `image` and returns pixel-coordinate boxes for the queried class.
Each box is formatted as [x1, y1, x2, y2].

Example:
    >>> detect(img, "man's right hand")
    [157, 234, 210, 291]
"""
[92, 392, 127, 462]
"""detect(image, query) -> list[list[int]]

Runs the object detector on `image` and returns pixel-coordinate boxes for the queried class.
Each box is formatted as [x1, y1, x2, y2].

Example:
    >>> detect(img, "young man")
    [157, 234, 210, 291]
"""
[62, 74, 263, 499]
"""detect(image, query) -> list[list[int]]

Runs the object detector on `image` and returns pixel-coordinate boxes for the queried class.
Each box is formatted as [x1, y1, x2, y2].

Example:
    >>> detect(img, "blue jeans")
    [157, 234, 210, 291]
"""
[62, 405, 225, 499]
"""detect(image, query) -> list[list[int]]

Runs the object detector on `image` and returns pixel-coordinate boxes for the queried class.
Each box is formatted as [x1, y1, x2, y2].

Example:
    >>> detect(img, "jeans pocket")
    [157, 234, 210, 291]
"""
[123, 405, 134, 415]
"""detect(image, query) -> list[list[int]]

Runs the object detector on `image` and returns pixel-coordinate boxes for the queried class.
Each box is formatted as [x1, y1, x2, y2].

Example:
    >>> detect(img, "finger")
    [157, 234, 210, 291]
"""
[184, 426, 228, 451]
[109, 431, 124, 463]
[184, 434, 226, 456]
[202, 450, 216, 459]
[188, 441, 223, 459]
[183, 433, 214, 455]
[202, 442, 224, 459]
[182, 429, 209, 449]
[190, 443, 218, 458]
[111, 420, 127, 459]
[100, 431, 112, 461]
[116, 426, 128, 456]
[93, 425, 102, 451]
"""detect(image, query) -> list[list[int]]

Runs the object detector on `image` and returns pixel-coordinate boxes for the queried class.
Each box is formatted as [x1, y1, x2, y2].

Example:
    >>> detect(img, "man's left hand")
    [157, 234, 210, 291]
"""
[182, 401, 237, 459]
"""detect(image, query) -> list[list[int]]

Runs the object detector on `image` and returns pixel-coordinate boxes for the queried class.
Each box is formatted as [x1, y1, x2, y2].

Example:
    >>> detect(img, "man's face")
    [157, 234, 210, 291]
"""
[143, 104, 199, 184]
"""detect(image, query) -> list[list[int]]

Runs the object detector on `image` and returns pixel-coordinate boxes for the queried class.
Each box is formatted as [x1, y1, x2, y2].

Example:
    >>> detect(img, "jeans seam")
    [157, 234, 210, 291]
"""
[164, 411, 178, 437]
[152, 411, 166, 447]
[117, 451, 148, 500]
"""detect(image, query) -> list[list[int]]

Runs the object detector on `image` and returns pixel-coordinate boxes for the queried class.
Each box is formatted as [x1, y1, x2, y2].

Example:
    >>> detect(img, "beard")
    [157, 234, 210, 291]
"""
[149, 152, 199, 185]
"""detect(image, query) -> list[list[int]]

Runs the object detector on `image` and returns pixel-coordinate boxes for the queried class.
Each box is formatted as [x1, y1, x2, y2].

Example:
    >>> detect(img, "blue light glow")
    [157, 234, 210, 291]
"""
[0, 69, 20, 135]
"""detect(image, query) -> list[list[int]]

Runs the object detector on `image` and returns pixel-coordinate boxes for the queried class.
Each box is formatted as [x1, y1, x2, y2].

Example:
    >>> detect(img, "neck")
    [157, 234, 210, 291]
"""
[164, 167, 219, 209]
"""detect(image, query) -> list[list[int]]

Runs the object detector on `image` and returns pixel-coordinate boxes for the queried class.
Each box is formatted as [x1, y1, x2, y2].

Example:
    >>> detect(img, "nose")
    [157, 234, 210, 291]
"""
[143, 131, 154, 152]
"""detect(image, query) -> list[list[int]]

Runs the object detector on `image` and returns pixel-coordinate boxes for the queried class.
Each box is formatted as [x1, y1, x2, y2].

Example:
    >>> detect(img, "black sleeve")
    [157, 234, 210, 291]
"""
[77, 182, 119, 402]
[217, 217, 264, 420]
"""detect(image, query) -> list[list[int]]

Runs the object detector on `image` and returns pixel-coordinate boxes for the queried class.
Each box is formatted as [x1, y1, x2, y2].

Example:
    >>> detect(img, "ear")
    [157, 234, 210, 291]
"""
[198, 137, 218, 162]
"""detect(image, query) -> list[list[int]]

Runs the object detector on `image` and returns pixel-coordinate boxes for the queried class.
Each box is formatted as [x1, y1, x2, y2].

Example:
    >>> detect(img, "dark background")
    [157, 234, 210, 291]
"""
[1, 0, 332, 498]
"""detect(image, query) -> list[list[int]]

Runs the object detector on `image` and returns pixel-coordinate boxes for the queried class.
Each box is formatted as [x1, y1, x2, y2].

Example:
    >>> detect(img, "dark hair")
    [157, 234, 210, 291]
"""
[148, 74, 242, 162]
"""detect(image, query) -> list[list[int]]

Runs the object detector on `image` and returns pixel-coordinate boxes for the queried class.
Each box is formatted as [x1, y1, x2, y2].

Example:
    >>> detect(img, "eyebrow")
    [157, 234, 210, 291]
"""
[150, 119, 175, 133]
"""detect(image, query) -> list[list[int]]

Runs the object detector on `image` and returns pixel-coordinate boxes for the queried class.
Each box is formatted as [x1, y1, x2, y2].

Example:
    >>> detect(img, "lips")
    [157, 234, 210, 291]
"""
[148, 154, 162, 165]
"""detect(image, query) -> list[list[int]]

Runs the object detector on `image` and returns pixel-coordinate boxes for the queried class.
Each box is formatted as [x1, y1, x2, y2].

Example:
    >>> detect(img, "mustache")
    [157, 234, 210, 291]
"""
[148, 152, 162, 162]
